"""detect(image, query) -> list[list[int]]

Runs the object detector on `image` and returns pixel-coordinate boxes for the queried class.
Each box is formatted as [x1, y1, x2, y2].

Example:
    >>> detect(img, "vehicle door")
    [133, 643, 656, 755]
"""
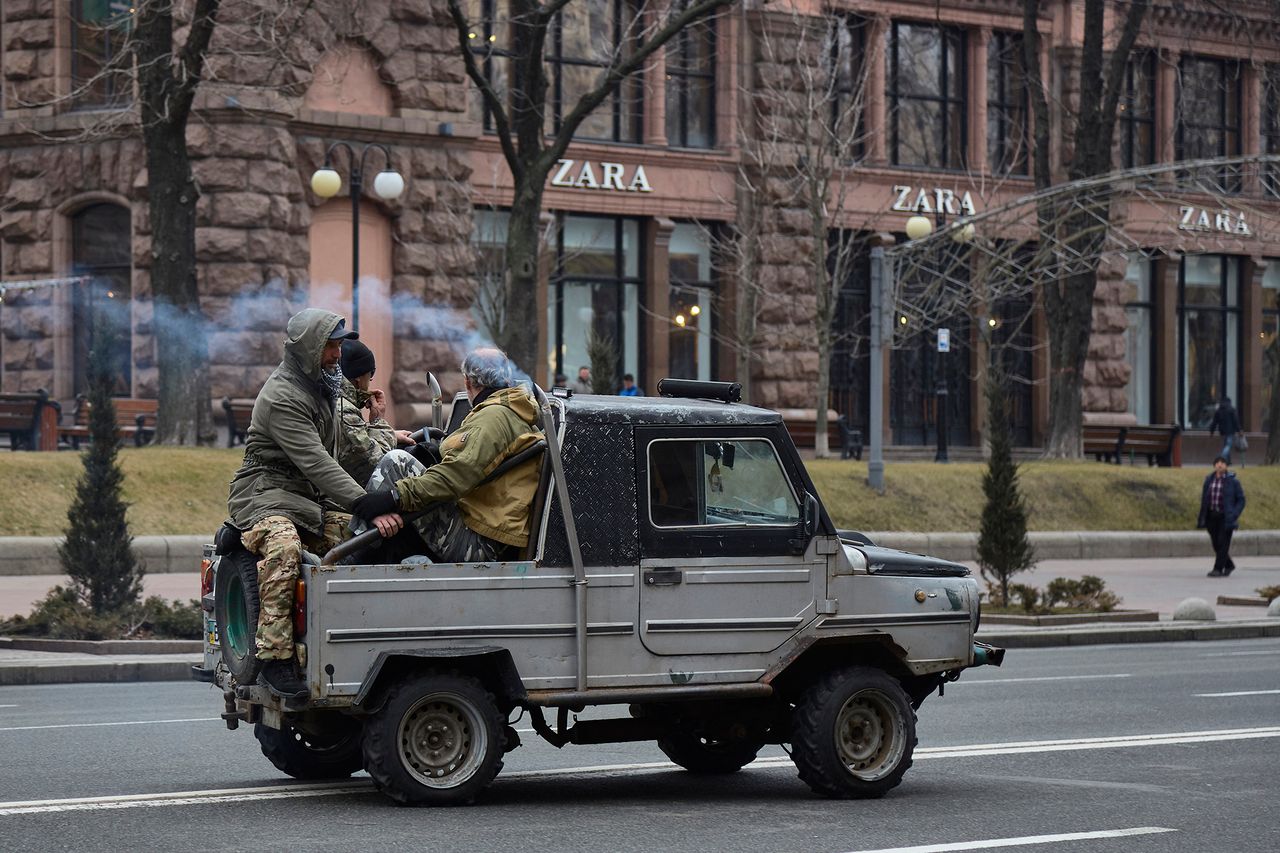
[636, 426, 821, 655]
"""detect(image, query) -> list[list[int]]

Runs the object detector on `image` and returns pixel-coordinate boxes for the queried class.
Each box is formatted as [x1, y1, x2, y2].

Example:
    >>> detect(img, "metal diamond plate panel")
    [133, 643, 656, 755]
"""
[542, 423, 639, 567]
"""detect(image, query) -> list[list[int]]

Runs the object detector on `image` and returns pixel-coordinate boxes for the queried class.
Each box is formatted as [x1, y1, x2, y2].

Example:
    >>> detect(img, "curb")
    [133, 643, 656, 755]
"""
[0, 638, 202, 655]
[0, 660, 199, 686]
[0, 535, 207, 576]
[867, 530, 1280, 563]
[978, 620, 1280, 648]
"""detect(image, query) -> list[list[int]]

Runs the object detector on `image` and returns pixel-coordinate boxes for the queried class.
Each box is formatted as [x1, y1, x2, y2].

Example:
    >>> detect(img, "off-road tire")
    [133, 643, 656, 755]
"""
[790, 666, 917, 799]
[213, 549, 262, 685]
[255, 718, 364, 779]
[362, 671, 505, 806]
[657, 732, 763, 774]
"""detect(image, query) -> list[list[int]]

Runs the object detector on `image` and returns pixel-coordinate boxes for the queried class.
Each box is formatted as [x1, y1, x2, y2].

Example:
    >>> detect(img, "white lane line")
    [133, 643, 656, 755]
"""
[2, 726, 1277, 816]
[0, 718, 215, 733]
[841, 826, 1177, 853]
[961, 674, 1131, 685]
[1194, 689, 1280, 697]
[1200, 649, 1280, 657]
[0, 705, 18, 709]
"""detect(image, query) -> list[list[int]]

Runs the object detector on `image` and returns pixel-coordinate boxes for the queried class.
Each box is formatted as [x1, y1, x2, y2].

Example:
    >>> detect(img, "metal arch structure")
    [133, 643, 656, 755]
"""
[882, 154, 1280, 341]
[864, 154, 1280, 492]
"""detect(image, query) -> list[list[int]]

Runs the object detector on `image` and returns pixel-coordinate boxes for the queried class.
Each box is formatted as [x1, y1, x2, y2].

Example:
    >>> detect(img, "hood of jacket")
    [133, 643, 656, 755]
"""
[283, 308, 343, 383]
[472, 385, 540, 425]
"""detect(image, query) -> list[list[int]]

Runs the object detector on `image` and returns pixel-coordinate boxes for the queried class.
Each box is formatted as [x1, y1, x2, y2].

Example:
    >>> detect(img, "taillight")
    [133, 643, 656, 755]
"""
[292, 577, 306, 639]
[200, 559, 214, 597]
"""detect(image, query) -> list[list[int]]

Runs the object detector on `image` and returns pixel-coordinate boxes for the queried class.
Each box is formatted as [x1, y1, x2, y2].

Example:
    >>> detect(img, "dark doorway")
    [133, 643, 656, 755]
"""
[71, 203, 132, 396]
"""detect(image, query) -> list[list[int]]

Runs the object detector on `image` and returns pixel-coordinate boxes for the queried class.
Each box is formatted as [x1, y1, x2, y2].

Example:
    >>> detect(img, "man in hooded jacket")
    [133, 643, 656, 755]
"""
[227, 308, 396, 699]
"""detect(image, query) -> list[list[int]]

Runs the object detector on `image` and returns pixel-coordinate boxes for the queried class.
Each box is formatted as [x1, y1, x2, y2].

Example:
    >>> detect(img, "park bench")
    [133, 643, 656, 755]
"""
[779, 408, 861, 459]
[0, 389, 60, 451]
[222, 398, 254, 447]
[59, 395, 158, 449]
[1082, 422, 1180, 467]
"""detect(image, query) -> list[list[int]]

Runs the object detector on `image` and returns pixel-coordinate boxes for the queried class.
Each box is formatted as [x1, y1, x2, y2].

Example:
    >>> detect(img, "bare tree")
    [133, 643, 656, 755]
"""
[720, 10, 869, 455]
[1022, 0, 1151, 457]
[445, 0, 736, 376]
[134, 0, 223, 445]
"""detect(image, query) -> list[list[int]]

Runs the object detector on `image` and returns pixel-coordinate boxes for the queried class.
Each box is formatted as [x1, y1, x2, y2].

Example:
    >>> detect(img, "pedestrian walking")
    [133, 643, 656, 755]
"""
[1197, 455, 1246, 577]
[1208, 397, 1242, 463]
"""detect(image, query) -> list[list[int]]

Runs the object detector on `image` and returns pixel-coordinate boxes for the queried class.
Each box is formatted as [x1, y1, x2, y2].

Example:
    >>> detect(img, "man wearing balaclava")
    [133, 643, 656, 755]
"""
[336, 339, 413, 486]
[227, 309, 396, 701]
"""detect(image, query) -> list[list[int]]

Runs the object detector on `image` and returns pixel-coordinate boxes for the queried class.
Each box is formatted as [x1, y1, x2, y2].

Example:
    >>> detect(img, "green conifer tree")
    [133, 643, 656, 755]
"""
[59, 323, 143, 614]
[977, 368, 1036, 606]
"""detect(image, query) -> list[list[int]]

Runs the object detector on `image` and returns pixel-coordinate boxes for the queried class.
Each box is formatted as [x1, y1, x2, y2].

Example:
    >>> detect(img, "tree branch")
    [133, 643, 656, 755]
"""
[445, 0, 520, 178]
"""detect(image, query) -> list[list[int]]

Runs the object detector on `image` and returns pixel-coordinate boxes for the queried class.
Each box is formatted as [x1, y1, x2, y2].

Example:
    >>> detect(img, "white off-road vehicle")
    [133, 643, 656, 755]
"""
[194, 379, 1002, 805]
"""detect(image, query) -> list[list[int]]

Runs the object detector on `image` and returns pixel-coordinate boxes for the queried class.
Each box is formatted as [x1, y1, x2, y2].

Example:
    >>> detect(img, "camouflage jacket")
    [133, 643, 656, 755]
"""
[336, 377, 398, 486]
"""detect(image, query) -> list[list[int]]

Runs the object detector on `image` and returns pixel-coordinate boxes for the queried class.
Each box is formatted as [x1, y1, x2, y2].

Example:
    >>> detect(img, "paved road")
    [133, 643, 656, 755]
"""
[0, 638, 1277, 852]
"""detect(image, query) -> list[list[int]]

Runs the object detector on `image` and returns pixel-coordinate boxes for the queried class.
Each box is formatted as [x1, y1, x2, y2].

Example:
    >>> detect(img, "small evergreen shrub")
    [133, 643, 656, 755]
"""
[0, 586, 201, 640]
[976, 371, 1036, 606]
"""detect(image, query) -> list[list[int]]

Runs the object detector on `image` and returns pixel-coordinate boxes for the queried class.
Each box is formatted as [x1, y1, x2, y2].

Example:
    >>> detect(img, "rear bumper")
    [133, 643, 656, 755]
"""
[190, 664, 217, 683]
[972, 641, 1006, 667]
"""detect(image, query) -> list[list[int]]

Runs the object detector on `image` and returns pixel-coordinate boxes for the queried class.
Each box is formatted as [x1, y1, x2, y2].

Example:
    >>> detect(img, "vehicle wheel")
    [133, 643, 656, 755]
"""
[790, 666, 917, 799]
[214, 550, 262, 685]
[362, 671, 505, 805]
[255, 717, 364, 779]
[658, 732, 763, 774]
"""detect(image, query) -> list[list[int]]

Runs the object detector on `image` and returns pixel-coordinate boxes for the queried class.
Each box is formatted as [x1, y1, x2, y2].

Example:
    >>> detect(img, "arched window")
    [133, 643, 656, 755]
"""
[71, 203, 132, 395]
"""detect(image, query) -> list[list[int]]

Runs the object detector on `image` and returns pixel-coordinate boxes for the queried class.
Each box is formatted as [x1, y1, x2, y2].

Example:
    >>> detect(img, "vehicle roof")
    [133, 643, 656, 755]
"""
[559, 393, 782, 426]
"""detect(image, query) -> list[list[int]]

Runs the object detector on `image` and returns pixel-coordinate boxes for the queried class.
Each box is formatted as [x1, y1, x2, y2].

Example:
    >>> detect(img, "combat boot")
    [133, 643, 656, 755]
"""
[259, 659, 309, 702]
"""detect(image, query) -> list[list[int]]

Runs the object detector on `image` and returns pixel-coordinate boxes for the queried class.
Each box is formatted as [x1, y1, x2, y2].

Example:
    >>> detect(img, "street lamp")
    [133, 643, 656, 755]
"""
[309, 142, 405, 331]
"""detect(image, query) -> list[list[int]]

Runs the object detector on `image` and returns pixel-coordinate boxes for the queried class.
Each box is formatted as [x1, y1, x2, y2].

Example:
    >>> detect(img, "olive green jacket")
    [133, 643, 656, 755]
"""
[227, 309, 366, 535]
[337, 377, 397, 485]
[396, 386, 543, 548]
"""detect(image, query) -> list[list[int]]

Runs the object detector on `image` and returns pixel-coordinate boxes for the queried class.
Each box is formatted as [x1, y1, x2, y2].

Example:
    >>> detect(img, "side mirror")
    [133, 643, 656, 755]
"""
[802, 492, 819, 537]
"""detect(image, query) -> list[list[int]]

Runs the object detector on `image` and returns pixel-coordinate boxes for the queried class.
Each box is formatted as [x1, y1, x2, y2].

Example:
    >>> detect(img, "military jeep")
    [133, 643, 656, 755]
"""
[193, 379, 1002, 805]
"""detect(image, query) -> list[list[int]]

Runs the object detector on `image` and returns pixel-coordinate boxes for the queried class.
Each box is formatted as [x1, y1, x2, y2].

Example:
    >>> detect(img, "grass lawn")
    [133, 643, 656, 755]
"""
[0, 447, 1276, 537]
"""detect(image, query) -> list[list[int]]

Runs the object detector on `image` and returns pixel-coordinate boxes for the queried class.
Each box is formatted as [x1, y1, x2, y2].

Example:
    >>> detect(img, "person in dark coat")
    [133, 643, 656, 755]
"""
[1208, 397, 1242, 463]
[1197, 456, 1246, 577]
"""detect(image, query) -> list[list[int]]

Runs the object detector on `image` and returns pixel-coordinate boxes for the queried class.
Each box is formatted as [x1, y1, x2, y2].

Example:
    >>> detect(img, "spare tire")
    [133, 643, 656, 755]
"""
[214, 549, 262, 685]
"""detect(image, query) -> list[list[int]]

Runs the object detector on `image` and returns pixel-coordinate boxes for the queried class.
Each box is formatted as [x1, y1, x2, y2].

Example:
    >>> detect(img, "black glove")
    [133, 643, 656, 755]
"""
[409, 439, 442, 467]
[351, 490, 398, 521]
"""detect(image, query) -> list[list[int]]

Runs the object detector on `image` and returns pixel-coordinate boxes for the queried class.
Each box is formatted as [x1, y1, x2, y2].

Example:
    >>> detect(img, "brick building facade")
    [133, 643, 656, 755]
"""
[2, 1, 1279, 453]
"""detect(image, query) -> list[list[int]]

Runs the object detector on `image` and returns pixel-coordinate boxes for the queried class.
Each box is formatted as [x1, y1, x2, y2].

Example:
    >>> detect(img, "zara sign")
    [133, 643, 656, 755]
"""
[1177, 206, 1252, 237]
[550, 159, 654, 193]
[891, 185, 978, 217]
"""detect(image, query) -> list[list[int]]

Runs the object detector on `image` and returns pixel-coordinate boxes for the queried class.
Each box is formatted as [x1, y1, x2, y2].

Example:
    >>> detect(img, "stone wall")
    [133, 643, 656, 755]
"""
[0, 0, 477, 410]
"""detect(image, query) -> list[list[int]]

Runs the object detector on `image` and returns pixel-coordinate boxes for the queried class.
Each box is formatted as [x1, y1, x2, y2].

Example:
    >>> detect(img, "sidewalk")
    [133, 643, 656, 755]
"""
[1, 553, 1277, 686]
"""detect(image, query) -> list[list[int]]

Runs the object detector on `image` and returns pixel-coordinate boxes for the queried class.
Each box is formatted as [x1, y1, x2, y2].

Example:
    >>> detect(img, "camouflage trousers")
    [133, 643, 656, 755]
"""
[359, 449, 507, 563]
[241, 513, 351, 660]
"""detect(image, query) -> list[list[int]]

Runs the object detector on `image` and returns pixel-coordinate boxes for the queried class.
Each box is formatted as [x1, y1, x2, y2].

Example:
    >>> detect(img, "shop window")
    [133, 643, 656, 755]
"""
[71, 0, 132, 111]
[1263, 263, 1280, 433]
[665, 9, 715, 148]
[668, 223, 715, 382]
[471, 209, 511, 345]
[1119, 51, 1156, 169]
[826, 14, 867, 159]
[548, 215, 642, 389]
[71, 203, 132, 396]
[1176, 56, 1242, 193]
[1124, 254, 1155, 423]
[888, 22, 967, 170]
[1179, 255, 1240, 429]
[1263, 66, 1280, 199]
[987, 31, 1028, 175]
[469, 0, 642, 143]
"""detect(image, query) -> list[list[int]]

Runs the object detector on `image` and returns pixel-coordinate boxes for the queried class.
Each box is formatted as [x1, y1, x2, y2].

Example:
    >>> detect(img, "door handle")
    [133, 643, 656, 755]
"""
[643, 569, 682, 586]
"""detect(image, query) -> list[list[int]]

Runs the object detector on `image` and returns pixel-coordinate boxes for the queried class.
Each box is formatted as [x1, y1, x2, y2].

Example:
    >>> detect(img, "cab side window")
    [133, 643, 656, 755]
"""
[648, 439, 800, 528]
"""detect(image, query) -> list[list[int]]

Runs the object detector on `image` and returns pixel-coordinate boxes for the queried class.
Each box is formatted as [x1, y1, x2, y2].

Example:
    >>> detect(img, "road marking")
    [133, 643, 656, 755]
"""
[1194, 689, 1280, 697]
[0, 718, 215, 733]
[840, 826, 1177, 853]
[0, 705, 18, 709]
[961, 674, 1131, 685]
[1200, 649, 1280, 657]
[1, 726, 1277, 815]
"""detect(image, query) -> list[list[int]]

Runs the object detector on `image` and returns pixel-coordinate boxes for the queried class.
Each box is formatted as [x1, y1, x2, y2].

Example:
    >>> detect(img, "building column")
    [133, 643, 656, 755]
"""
[643, 16, 668, 148]
[970, 27, 991, 174]
[1156, 49, 1179, 170]
[1242, 63, 1262, 195]
[1241, 257, 1266, 432]
[866, 16, 889, 166]
[1153, 253, 1180, 425]
[644, 217, 676, 391]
